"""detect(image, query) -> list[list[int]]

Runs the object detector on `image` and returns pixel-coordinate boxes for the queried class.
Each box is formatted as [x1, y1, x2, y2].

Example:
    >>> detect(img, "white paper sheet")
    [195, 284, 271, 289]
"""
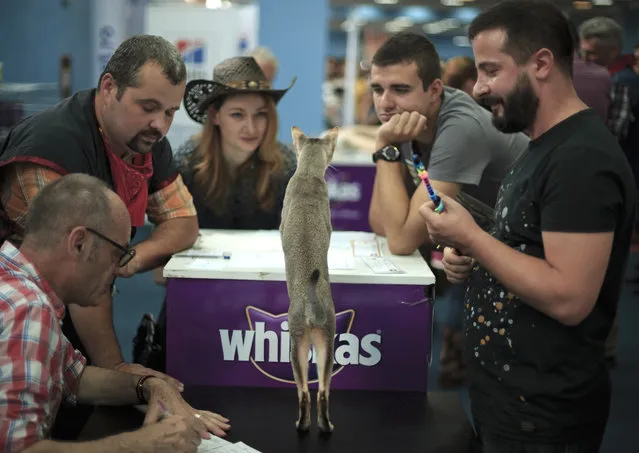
[197, 435, 234, 452]
[360, 256, 405, 274]
[327, 249, 356, 270]
[351, 239, 381, 257]
[186, 258, 231, 271]
[198, 439, 262, 453]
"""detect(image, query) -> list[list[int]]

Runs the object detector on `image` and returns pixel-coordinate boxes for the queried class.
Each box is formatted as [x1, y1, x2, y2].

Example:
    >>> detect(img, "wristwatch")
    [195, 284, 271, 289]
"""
[373, 145, 401, 163]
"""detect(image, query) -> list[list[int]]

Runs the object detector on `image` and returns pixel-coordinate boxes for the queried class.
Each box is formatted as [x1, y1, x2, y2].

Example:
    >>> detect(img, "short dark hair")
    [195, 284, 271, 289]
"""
[99, 35, 187, 100]
[24, 174, 114, 248]
[371, 32, 442, 90]
[468, 0, 574, 77]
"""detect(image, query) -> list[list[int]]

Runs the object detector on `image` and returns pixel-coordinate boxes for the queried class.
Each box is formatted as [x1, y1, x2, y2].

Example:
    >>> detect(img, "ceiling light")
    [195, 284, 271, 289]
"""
[206, 0, 232, 9]
[452, 36, 471, 47]
[441, 0, 464, 6]
[385, 18, 414, 33]
[573, 1, 593, 9]
[592, 0, 613, 5]
[375, 0, 399, 4]
[423, 18, 460, 34]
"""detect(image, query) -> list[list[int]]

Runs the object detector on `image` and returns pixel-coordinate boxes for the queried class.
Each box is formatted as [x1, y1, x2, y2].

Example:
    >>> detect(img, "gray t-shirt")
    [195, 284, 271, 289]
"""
[401, 86, 529, 208]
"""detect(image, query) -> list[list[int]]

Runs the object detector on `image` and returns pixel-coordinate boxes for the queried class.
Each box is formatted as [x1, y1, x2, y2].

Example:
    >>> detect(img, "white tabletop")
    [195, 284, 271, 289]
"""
[164, 230, 435, 286]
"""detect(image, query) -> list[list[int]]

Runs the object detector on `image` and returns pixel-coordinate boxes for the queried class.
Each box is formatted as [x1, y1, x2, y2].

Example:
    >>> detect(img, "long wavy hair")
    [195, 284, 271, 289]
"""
[192, 93, 283, 213]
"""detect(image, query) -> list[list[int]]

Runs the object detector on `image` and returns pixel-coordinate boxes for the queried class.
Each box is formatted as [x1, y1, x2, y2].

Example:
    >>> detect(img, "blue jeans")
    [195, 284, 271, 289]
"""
[444, 283, 466, 331]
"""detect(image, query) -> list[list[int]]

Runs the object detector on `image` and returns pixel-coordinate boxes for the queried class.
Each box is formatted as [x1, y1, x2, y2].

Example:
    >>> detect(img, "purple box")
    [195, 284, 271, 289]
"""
[166, 279, 433, 392]
[327, 164, 375, 232]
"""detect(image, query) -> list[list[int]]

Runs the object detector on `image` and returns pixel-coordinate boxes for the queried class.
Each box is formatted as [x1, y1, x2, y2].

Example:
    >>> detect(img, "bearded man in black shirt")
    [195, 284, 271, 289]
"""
[420, 1, 636, 452]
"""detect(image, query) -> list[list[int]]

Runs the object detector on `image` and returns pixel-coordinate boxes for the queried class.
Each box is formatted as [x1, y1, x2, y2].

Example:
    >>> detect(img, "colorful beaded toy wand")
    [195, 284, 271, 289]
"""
[412, 153, 445, 213]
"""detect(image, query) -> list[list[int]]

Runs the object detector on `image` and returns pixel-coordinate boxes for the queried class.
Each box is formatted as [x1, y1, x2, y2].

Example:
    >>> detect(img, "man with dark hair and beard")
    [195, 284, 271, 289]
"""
[420, 1, 636, 452]
[0, 35, 198, 439]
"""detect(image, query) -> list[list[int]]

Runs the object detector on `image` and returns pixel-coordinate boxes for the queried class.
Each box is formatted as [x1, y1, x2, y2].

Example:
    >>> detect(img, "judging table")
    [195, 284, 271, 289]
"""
[78, 387, 474, 453]
[164, 230, 436, 392]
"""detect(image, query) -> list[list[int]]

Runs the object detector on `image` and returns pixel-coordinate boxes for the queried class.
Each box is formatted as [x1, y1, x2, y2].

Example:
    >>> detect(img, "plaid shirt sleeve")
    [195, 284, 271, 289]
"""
[608, 84, 633, 143]
[0, 296, 86, 452]
[0, 163, 63, 228]
[61, 336, 86, 406]
[146, 173, 197, 225]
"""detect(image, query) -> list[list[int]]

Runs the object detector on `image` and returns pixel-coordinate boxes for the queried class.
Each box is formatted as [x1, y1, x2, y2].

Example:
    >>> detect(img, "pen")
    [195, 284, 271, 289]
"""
[412, 153, 444, 213]
[158, 401, 171, 420]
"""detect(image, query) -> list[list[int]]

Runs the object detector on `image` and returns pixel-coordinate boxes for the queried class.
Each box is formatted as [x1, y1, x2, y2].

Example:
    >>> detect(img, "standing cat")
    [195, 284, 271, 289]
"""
[280, 126, 338, 434]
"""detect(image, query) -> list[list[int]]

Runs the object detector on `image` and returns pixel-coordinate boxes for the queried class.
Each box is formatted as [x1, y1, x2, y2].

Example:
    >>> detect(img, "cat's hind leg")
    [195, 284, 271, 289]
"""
[290, 329, 311, 432]
[311, 328, 335, 435]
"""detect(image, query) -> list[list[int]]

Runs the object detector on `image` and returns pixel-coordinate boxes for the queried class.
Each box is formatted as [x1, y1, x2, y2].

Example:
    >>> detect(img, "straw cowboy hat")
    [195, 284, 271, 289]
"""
[183, 56, 296, 124]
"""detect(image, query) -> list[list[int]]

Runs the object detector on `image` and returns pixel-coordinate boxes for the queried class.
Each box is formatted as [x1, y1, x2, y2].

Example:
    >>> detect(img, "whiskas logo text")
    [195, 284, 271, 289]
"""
[219, 307, 382, 384]
[327, 180, 361, 203]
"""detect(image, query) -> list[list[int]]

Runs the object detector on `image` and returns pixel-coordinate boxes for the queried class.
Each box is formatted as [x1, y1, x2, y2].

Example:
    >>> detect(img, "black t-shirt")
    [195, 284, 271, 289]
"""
[465, 109, 636, 442]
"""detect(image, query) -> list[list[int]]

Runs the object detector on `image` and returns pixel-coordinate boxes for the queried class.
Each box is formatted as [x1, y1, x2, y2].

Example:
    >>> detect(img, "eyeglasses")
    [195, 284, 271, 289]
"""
[86, 227, 136, 267]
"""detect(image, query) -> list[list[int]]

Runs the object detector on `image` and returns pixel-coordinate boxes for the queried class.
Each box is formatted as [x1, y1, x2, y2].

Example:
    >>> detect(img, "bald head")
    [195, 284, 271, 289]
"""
[23, 174, 129, 249]
[248, 47, 279, 83]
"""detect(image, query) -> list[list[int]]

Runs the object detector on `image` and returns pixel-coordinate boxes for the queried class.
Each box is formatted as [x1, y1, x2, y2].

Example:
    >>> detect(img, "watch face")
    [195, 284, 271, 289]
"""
[382, 146, 400, 161]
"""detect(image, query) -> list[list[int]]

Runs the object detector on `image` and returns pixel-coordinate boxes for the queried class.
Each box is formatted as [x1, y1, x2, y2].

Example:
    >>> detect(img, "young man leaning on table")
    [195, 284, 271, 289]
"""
[0, 174, 230, 453]
[367, 31, 528, 257]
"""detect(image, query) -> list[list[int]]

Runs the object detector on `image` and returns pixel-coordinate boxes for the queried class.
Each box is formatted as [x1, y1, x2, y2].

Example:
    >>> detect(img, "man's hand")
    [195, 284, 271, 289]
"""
[128, 414, 203, 453]
[442, 247, 474, 284]
[376, 111, 427, 148]
[418, 194, 481, 255]
[144, 379, 231, 438]
[116, 256, 142, 278]
[114, 362, 184, 392]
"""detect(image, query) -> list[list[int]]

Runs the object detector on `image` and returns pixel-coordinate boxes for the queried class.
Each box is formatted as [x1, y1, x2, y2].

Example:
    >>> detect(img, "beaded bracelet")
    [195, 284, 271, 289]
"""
[135, 375, 154, 404]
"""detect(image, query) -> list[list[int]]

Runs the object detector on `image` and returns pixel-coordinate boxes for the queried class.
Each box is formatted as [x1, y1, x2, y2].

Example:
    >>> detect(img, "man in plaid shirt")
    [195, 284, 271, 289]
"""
[0, 174, 229, 452]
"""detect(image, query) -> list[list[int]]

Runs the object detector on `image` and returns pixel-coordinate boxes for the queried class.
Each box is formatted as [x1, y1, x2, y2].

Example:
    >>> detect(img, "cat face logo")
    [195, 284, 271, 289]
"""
[218, 307, 382, 384]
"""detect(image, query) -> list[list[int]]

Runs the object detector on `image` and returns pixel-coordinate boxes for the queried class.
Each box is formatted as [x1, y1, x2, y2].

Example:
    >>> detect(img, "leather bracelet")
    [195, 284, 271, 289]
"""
[135, 375, 154, 404]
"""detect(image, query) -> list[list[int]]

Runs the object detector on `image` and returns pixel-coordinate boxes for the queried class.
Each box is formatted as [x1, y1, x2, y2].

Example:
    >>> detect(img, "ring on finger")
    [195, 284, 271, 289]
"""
[194, 413, 202, 419]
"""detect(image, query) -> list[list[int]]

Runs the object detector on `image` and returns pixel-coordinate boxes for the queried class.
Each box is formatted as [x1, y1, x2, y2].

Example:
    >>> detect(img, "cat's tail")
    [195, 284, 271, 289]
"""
[306, 269, 326, 326]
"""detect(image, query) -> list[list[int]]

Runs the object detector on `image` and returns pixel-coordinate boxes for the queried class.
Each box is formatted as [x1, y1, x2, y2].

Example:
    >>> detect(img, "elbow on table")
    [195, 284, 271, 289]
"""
[386, 236, 418, 256]
[183, 216, 200, 247]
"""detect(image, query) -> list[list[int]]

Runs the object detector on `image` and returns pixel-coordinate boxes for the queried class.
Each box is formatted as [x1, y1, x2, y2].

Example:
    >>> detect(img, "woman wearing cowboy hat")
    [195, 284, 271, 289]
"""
[176, 56, 297, 229]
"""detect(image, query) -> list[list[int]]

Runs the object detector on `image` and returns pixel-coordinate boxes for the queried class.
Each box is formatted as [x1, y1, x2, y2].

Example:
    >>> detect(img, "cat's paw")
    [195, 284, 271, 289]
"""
[296, 416, 311, 432]
[317, 391, 333, 435]
[296, 392, 311, 432]
[318, 417, 334, 436]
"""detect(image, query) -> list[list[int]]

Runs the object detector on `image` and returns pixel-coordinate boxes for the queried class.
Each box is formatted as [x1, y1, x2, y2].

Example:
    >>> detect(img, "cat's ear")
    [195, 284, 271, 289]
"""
[324, 127, 339, 147]
[324, 127, 339, 161]
[291, 126, 307, 153]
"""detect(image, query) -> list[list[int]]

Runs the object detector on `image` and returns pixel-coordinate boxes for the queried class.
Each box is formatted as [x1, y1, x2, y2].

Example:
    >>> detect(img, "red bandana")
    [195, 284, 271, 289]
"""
[101, 132, 154, 227]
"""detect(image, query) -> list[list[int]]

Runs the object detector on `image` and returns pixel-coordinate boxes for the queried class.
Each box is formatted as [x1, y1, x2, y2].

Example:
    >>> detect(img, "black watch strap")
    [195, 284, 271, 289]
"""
[373, 145, 401, 163]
